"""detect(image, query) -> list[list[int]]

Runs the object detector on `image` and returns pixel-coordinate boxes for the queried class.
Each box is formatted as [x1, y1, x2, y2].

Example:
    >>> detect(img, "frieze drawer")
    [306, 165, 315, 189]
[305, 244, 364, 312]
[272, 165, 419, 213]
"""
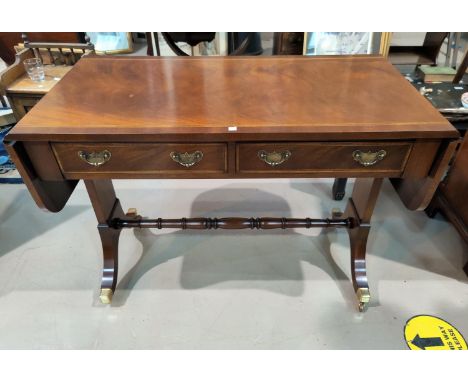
[52, 143, 227, 177]
[237, 142, 413, 176]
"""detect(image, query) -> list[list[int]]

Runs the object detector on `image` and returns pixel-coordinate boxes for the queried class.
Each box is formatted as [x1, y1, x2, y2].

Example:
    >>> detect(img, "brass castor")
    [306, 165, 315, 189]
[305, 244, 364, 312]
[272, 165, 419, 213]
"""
[100, 288, 113, 304]
[332, 208, 343, 219]
[126, 208, 138, 218]
[357, 287, 370, 312]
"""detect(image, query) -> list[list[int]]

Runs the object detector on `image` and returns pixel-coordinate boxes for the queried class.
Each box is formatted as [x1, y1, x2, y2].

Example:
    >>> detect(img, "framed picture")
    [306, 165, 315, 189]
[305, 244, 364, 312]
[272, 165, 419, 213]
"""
[87, 32, 133, 54]
[303, 32, 391, 56]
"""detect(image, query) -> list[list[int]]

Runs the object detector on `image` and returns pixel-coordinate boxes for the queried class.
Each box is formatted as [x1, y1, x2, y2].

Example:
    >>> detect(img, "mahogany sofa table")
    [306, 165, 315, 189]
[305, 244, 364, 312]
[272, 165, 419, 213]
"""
[5, 55, 459, 312]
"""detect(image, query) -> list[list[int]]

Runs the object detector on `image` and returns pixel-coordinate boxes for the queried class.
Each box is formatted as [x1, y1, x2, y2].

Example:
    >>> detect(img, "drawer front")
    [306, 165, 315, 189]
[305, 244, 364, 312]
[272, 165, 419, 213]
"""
[237, 142, 412, 176]
[52, 143, 227, 176]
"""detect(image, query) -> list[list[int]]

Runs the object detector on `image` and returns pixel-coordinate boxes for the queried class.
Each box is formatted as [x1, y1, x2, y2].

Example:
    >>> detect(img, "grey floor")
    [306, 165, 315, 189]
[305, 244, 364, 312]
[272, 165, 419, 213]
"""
[0, 178, 467, 349]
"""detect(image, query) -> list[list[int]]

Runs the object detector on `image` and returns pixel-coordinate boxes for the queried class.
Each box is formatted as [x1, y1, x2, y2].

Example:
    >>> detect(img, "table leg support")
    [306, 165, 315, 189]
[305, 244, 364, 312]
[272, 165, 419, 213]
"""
[84, 178, 382, 309]
[84, 180, 125, 304]
[344, 178, 383, 312]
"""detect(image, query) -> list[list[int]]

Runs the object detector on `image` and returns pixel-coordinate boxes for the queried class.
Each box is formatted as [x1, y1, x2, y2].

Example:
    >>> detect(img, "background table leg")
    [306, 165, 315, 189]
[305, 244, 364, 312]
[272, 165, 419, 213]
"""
[344, 178, 383, 312]
[84, 180, 124, 304]
[332, 178, 348, 200]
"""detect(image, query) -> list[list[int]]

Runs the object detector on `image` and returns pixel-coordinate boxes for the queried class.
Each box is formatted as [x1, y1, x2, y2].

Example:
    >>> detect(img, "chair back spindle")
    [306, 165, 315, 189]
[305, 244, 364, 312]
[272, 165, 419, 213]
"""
[21, 33, 95, 66]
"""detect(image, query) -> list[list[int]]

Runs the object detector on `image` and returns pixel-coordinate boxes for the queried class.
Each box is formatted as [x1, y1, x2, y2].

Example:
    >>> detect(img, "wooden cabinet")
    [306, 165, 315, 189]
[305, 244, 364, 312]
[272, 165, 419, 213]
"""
[0, 38, 92, 121]
[2, 62, 74, 121]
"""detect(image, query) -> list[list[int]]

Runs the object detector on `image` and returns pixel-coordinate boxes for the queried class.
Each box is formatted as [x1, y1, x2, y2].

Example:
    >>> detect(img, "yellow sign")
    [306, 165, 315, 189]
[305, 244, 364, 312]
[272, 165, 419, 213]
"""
[405, 315, 467, 350]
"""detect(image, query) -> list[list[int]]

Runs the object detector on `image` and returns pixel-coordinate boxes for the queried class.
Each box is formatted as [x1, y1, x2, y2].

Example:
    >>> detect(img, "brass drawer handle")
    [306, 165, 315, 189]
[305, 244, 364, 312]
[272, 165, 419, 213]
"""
[258, 150, 291, 167]
[352, 150, 387, 167]
[170, 150, 203, 167]
[78, 150, 111, 167]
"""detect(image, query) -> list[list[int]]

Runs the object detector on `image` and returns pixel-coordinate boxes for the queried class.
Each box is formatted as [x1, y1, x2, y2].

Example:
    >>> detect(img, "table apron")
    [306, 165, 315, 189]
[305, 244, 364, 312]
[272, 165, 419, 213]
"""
[45, 140, 419, 180]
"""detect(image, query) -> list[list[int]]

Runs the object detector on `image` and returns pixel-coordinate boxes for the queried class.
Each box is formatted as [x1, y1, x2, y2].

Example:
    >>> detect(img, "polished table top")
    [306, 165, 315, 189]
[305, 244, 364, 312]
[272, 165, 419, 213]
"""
[9, 55, 457, 142]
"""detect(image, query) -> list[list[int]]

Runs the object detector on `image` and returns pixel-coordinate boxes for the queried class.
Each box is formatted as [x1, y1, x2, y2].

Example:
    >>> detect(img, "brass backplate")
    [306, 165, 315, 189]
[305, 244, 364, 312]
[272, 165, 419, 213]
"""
[352, 150, 386, 167]
[78, 150, 111, 167]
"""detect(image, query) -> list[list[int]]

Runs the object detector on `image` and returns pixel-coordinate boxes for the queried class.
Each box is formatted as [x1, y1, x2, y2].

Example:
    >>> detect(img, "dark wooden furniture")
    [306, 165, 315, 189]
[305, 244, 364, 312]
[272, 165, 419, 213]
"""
[426, 136, 468, 274]
[5, 55, 459, 311]
[146, 32, 161, 56]
[453, 48, 468, 84]
[412, 81, 467, 259]
[425, 49, 468, 270]
[0, 35, 94, 121]
[273, 33, 304, 55]
[388, 32, 449, 66]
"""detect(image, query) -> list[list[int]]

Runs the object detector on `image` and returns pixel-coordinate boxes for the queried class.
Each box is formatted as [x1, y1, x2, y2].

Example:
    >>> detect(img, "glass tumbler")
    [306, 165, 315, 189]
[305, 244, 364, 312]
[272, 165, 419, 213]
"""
[23, 58, 45, 82]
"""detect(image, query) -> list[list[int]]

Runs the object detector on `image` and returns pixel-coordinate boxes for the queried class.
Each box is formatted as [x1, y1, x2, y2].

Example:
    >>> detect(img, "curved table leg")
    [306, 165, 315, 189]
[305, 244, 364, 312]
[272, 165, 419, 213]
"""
[347, 220, 372, 312]
[85, 180, 125, 304]
[97, 225, 122, 303]
[344, 178, 383, 312]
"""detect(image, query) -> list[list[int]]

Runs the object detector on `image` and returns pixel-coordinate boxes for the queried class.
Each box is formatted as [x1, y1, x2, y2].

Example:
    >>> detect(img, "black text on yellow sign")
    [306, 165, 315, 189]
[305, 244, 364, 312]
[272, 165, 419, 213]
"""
[404, 315, 467, 350]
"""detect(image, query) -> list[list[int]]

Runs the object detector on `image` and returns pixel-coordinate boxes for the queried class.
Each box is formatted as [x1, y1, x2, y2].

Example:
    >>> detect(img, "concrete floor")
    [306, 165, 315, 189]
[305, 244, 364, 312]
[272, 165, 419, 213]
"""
[0, 178, 467, 349]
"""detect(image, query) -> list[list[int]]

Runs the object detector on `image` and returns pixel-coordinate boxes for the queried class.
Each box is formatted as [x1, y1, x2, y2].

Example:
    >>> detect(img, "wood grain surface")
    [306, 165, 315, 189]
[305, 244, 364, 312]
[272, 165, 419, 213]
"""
[237, 141, 411, 176]
[7, 55, 458, 142]
[7, 65, 72, 94]
[53, 142, 227, 177]
[439, 138, 468, 224]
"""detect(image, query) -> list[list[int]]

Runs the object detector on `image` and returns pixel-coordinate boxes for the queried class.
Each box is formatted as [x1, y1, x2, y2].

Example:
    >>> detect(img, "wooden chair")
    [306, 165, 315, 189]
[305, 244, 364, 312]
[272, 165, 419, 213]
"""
[21, 33, 94, 65]
[0, 32, 85, 66]
[0, 33, 94, 121]
[388, 32, 449, 66]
